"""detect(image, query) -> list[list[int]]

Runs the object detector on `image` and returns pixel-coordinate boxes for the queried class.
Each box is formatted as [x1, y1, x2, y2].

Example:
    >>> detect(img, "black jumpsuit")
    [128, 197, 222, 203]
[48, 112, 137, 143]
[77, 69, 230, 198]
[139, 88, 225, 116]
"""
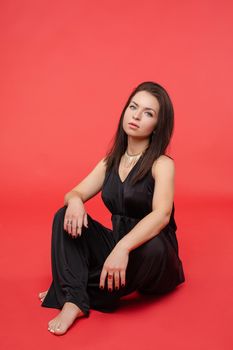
[41, 156, 185, 316]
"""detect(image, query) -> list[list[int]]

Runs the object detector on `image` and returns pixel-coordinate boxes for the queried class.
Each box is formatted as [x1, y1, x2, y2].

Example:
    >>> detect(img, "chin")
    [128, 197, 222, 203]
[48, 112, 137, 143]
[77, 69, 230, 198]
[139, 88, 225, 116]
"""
[124, 130, 140, 137]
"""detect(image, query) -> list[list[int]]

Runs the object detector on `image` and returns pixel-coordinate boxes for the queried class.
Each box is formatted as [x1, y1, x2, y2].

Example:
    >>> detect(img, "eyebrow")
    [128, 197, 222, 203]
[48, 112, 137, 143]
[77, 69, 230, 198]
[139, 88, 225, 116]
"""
[131, 100, 157, 114]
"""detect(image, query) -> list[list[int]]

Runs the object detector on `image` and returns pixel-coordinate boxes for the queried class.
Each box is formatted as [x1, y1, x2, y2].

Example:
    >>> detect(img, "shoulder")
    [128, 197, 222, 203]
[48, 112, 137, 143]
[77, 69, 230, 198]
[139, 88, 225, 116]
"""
[100, 156, 108, 166]
[97, 156, 108, 170]
[90, 157, 108, 176]
[151, 155, 175, 180]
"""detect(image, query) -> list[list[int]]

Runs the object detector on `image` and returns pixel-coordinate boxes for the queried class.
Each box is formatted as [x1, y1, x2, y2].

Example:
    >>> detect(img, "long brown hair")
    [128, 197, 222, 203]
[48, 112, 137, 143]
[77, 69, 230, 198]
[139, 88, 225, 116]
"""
[104, 81, 175, 185]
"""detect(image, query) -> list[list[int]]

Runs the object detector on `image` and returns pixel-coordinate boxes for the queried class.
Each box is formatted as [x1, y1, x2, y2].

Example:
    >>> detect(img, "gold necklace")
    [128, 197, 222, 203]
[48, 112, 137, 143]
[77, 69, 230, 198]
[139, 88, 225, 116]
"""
[123, 149, 143, 168]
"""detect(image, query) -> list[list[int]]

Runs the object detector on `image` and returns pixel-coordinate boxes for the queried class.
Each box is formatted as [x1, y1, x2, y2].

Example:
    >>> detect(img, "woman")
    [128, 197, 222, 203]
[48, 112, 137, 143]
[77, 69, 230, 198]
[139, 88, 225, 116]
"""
[39, 81, 185, 335]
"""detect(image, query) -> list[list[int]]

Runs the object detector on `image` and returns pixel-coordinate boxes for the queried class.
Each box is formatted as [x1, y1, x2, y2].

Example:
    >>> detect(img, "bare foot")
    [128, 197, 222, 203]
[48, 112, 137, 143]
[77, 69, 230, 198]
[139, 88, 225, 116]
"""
[38, 290, 48, 302]
[48, 302, 85, 335]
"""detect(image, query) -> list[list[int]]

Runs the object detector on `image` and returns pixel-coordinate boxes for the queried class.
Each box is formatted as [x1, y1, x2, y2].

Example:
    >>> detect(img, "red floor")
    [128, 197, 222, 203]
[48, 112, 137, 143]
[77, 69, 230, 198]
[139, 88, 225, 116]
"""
[1, 196, 232, 350]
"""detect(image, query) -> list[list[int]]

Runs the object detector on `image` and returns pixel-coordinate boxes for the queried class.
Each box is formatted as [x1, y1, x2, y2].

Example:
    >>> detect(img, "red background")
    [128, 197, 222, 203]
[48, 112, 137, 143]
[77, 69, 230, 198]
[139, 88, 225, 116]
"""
[1, 0, 232, 349]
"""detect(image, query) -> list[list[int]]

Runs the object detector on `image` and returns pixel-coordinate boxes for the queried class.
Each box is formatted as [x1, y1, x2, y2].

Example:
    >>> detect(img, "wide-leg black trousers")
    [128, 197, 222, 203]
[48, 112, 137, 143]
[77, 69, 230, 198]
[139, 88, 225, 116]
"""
[41, 205, 185, 316]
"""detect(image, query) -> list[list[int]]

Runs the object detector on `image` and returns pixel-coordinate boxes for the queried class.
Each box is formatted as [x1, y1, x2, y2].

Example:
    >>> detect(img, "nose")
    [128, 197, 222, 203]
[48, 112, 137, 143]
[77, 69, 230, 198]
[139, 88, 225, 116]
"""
[132, 110, 141, 120]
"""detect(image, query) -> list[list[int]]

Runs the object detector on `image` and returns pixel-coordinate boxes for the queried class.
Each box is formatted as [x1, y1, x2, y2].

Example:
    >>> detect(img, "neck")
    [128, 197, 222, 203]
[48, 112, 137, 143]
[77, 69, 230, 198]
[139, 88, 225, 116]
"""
[126, 136, 150, 155]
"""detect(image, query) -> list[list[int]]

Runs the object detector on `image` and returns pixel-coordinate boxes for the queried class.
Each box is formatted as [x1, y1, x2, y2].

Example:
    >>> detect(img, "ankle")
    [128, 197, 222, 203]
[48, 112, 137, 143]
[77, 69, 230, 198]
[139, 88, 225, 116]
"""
[63, 302, 84, 315]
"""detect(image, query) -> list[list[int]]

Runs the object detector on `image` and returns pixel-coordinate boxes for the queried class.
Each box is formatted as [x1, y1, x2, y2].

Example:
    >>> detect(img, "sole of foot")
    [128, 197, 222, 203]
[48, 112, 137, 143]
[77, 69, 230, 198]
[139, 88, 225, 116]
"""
[38, 290, 48, 302]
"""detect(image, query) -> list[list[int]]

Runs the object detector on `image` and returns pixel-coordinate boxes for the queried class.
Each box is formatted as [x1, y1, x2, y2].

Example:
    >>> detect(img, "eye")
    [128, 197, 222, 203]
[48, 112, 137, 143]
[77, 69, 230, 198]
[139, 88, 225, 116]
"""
[145, 111, 153, 117]
[129, 104, 136, 110]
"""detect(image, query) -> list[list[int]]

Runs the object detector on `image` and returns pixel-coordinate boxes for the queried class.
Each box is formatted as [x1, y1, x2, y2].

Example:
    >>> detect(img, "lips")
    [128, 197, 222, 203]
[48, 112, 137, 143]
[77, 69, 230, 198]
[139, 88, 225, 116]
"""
[128, 122, 139, 128]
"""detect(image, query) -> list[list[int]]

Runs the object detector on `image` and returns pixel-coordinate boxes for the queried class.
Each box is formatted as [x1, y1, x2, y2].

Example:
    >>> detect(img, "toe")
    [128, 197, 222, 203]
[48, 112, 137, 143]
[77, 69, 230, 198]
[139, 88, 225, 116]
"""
[54, 329, 66, 335]
[50, 321, 62, 335]
[48, 320, 54, 330]
[54, 325, 67, 335]
[50, 324, 56, 334]
[39, 291, 46, 299]
[56, 321, 61, 329]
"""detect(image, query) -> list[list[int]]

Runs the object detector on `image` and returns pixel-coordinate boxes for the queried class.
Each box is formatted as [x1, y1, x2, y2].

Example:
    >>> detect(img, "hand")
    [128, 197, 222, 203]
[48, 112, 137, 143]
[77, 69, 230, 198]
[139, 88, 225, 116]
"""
[64, 197, 88, 238]
[99, 245, 129, 291]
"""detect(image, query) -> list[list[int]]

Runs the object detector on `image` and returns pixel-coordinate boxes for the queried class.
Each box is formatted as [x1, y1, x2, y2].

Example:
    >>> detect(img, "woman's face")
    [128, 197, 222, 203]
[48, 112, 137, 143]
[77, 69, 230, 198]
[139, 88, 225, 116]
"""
[122, 90, 160, 139]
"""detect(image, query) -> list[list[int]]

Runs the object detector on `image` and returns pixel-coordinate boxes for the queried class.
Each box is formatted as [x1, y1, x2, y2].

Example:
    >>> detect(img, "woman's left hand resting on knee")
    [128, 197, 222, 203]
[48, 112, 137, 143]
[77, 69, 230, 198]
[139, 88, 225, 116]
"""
[99, 246, 129, 291]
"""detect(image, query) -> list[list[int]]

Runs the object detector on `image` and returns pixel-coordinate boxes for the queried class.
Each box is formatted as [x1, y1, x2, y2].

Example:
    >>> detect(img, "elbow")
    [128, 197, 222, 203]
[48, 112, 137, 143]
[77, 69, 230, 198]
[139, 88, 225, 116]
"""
[150, 209, 171, 231]
[163, 214, 171, 226]
[158, 211, 171, 228]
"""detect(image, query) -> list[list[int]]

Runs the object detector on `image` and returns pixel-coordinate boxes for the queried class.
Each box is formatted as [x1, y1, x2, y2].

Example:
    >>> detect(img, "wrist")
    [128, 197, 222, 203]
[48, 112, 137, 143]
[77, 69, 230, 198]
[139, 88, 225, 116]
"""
[116, 240, 131, 253]
[65, 191, 83, 205]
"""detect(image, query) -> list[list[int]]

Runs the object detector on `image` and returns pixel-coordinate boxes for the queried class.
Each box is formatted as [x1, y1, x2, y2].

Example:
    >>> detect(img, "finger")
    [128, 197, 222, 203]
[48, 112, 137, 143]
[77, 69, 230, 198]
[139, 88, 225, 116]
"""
[74, 218, 81, 238]
[113, 271, 120, 290]
[63, 216, 67, 231]
[120, 270, 126, 288]
[66, 218, 72, 235]
[71, 217, 78, 236]
[83, 213, 88, 228]
[76, 225, 82, 237]
[69, 222, 73, 235]
[99, 269, 107, 289]
[64, 216, 70, 231]
[75, 225, 81, 238]
[67, 222, 72, 235]
[77, 217, 83, 236]
[107, 271, 114, 292]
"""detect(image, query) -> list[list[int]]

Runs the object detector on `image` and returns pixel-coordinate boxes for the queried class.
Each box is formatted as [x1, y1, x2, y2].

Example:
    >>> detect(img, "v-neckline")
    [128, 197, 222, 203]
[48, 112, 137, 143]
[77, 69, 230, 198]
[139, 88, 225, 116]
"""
[117, 155, 143, 184]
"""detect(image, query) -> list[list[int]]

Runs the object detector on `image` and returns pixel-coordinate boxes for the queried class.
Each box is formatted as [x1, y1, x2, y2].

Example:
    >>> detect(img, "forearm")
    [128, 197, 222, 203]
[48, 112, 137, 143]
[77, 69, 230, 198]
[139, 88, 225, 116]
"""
[64, 190, 84, 205]
[116, 211, 170, 253]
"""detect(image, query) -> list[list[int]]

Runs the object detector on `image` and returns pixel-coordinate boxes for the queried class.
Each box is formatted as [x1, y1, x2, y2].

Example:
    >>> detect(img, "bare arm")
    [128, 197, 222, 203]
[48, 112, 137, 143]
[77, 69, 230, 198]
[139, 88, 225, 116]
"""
[64, 157, 107, 205]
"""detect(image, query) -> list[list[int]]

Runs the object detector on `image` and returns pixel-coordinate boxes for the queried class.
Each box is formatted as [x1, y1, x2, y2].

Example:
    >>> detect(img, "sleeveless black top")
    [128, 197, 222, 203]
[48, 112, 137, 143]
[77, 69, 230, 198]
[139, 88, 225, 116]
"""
[101, 155, 179, 254]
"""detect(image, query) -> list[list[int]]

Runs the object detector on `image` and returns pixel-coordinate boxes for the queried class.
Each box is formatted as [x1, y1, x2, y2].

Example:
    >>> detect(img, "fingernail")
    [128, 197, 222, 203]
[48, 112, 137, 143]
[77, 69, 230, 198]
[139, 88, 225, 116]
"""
[100, 286, 104, 289]
[121, 284, 125, 287]
[108, 288, 112, 292]
[115, 287, 119, 290]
